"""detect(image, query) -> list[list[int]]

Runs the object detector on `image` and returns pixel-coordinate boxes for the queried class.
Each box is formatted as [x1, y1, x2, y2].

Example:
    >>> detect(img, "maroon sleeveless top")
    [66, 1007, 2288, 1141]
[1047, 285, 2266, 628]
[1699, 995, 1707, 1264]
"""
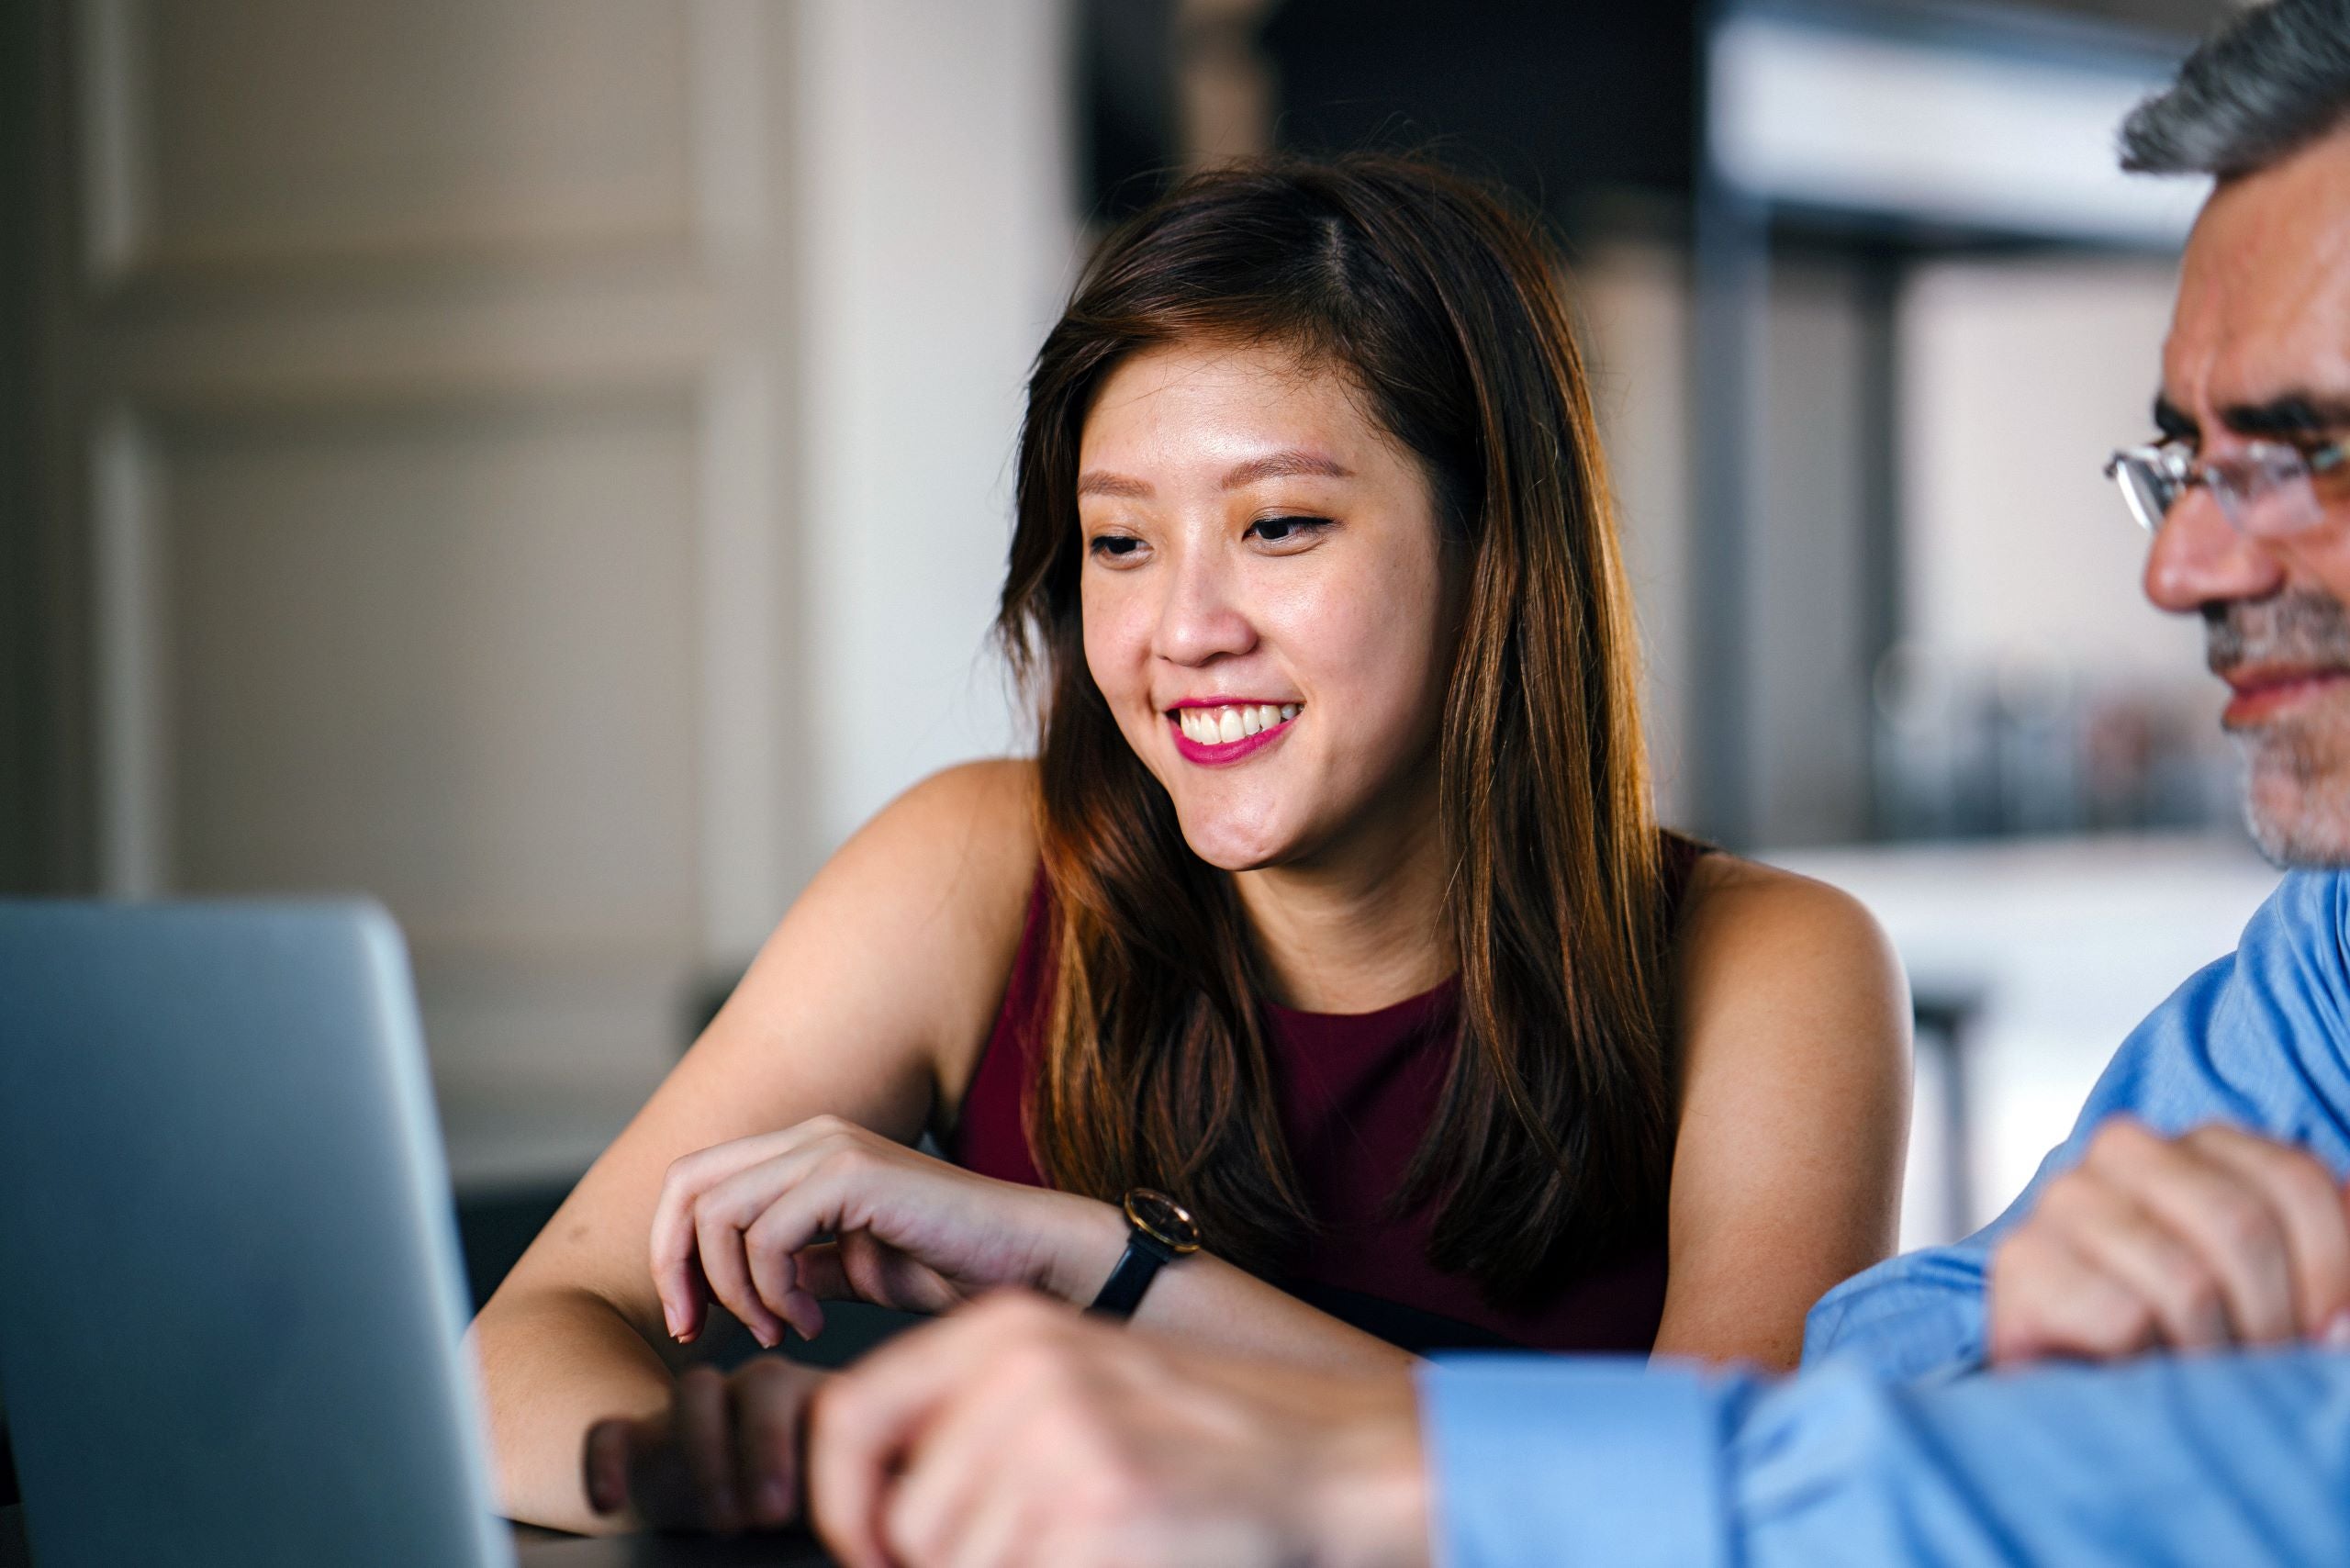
[946, 834, 1708, 1354]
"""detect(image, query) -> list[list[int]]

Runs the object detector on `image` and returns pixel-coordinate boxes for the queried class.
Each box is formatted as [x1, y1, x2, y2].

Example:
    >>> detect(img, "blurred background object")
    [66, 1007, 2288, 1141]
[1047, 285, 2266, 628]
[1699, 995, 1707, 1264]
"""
[0, 0, 2269, 1395]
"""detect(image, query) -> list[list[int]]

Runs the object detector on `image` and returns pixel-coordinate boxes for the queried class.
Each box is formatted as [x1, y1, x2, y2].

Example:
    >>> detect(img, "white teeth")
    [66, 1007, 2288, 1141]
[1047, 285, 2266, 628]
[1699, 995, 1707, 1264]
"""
[1173, 702, 1303, 745]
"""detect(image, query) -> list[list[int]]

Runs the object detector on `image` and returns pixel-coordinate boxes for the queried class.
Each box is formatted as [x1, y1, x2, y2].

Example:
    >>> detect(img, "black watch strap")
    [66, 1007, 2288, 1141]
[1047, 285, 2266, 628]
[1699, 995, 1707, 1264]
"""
[1086, 1230, 1177, 1319]
[1085, 1189, 1203, 1320]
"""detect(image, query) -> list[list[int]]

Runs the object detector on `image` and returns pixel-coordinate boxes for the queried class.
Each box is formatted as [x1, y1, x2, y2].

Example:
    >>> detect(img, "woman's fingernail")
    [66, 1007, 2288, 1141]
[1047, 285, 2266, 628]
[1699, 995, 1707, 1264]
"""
[2322, 1311, 2350, 1348]
[662, 1305, 680, 1338]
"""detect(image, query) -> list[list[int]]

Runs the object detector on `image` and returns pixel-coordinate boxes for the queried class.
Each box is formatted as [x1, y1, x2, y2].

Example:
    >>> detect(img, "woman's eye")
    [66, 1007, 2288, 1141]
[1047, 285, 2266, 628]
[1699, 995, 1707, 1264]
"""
[1248, 515, 1330, 545]
[1089, 534, 1144, 561]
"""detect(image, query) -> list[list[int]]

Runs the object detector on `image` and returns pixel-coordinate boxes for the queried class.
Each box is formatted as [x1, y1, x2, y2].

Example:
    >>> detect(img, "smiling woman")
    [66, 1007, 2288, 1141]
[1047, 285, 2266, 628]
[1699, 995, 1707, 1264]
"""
[467, 154, 1914, 1538]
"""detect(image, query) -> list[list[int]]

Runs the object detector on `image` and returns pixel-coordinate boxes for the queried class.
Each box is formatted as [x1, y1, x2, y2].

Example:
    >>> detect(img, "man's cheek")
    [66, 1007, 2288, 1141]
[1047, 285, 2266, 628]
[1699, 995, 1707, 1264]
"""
[2286, 524, 2350, 605]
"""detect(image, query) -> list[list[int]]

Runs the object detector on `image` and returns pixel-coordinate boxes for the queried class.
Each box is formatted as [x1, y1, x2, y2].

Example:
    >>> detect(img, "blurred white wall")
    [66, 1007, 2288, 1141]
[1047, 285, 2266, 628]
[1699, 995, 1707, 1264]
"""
[1580, 239, 1883, 844]
[1578, 238, 1696, 827]
[1901, 253, 2201, 683]
[793, 0, 1074, 873]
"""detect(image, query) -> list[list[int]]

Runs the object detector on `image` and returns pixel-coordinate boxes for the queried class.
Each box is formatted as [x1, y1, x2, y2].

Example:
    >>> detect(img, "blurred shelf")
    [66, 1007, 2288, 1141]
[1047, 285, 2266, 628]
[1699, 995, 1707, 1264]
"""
[1765, 829, 2280, 1003]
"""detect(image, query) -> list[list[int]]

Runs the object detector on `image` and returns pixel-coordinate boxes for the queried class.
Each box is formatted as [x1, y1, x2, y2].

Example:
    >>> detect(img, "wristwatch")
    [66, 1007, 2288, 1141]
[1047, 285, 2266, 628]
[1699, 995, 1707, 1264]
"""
[1086, 1188, 1203, 1319]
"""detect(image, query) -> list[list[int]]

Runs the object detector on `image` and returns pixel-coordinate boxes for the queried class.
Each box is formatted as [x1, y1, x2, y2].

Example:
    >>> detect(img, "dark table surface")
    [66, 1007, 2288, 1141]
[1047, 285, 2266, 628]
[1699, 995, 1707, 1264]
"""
[1, 1503, 831, 1566]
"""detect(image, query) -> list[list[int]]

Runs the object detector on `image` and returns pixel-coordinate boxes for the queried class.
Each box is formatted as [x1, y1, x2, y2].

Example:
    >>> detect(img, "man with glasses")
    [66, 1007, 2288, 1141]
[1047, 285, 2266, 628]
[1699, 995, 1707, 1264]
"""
[1815, 0, 2350, 1383]
[789, 4, 2350, 1564]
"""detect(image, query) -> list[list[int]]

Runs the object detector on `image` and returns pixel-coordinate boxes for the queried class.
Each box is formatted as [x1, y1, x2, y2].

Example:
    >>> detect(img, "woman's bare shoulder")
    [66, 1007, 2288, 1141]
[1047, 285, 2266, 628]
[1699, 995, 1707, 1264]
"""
[740, 756, 1041, 1113]
[1652, 853, 1912, 1365]
[1674, 851, 1894, 965]
[781, 756, 1042, 999]
[1668, 850, 1909, 1062]
[847, 757, 1040, 904]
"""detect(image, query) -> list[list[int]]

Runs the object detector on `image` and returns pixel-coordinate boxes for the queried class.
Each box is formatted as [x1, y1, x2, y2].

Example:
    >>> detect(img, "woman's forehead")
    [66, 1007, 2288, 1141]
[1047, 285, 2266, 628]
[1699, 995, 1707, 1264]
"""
[1079, 342, 1393, 477]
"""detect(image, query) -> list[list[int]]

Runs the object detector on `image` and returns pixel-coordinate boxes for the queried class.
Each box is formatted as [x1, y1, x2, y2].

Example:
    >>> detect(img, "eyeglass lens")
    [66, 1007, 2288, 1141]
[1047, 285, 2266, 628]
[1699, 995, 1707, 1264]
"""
[2209, 448, 2324, 536]
[2115, 457, 2172, 532]
[2112, 443, 2324, 537]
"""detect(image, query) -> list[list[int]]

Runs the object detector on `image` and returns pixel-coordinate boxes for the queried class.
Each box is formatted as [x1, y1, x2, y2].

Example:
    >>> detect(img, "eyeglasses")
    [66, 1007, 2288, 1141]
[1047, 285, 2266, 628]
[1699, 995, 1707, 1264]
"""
[2104, 436, 2348, 537]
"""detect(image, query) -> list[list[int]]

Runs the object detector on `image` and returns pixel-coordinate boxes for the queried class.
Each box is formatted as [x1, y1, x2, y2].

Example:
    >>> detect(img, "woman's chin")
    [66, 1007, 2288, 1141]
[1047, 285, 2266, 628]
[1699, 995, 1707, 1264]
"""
[1173, 812, 1303, 874]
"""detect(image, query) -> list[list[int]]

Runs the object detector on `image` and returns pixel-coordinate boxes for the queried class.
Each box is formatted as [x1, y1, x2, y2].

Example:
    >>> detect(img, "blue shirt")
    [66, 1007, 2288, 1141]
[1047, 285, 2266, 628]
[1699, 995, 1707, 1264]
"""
[1420, 868, 2350, 1566]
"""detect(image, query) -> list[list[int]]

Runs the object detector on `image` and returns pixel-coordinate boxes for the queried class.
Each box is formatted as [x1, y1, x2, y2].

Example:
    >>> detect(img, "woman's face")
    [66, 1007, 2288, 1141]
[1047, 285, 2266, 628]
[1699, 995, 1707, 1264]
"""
[1077, 339, 1460, 871]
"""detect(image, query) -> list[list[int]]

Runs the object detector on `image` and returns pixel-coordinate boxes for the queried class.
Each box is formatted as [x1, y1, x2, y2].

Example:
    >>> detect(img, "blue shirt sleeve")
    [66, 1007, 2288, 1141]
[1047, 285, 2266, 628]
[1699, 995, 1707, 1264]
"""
[1420, 1349, 2350, 1568]
[1804, 868, 2350, 1380]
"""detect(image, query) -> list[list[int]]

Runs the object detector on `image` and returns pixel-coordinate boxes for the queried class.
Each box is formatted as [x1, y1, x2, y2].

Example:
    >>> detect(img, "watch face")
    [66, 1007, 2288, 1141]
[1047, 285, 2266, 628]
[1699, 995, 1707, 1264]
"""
[1125, 1189, 1203, 1253]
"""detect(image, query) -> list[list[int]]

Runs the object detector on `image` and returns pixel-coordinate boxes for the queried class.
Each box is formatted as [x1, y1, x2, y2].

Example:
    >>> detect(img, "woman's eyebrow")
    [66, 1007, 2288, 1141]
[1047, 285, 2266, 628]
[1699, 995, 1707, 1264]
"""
[1221, 451, 1353, 489]
[1076, 470, 1153, 499]
[1076, 452, 1354, 499]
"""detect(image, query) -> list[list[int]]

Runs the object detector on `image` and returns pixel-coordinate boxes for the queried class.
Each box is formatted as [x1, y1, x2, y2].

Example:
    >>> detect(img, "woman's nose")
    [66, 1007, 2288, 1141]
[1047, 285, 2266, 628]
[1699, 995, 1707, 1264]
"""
[1154, 549, 1256, 666]
[2143, 487, 2287, 615]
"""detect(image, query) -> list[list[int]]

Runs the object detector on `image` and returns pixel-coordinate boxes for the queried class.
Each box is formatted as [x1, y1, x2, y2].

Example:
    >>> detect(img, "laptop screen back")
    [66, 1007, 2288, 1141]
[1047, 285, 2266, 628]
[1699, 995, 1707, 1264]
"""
[0, 901, 512, 1568]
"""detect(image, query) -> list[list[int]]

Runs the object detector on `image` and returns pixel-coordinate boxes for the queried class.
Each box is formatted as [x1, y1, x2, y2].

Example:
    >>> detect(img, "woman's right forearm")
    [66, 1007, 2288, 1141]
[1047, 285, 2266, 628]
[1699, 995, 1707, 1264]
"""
[468, 1285, 676, 1534]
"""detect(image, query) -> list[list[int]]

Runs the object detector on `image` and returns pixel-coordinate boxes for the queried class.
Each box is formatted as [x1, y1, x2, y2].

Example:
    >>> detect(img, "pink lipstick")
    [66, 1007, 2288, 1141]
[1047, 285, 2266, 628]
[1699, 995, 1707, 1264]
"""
[1167, 700, 1301, 767]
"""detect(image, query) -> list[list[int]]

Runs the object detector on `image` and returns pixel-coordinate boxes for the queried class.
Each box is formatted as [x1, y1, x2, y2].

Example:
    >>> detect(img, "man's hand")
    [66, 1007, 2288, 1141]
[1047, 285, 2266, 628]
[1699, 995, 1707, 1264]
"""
[583, 1357, 828, 1534]
[1989, 1119, 2350, 1364]
[805, 1293, 1430, 1568]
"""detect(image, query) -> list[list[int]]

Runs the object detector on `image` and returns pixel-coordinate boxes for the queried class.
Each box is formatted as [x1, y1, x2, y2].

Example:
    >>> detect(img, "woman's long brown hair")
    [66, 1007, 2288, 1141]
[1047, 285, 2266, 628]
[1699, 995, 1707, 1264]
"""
[997, 154, 1673, 1304]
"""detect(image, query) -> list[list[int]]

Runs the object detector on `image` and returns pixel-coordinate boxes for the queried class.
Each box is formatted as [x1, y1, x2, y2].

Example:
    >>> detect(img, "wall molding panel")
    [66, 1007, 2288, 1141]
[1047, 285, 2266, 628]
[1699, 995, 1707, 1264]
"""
[77, 0, 707, 290]
[62, 0, 805, 1126]
[48, 0, 1078, 1167]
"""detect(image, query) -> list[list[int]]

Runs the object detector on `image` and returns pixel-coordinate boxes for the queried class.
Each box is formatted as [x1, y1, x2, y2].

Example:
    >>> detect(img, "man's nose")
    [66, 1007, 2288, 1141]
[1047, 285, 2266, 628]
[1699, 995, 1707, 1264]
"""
[1155, 548, 1255, 666]
[2143, 487, 2287, 614]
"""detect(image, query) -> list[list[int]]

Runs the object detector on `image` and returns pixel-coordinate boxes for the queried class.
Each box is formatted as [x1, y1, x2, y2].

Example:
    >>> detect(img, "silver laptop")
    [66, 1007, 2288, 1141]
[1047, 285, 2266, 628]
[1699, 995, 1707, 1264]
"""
[0, 901, 826, 1567]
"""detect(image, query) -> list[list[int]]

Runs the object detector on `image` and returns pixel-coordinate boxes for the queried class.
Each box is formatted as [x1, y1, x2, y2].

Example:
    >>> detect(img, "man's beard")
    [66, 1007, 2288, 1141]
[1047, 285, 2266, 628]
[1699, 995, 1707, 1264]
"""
[2209, 591, 2350, 868]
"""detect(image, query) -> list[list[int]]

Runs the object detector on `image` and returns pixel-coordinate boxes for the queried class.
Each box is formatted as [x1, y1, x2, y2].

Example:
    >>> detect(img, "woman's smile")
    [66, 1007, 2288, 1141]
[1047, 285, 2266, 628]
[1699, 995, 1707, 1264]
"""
[1168, 699, 1304, 763]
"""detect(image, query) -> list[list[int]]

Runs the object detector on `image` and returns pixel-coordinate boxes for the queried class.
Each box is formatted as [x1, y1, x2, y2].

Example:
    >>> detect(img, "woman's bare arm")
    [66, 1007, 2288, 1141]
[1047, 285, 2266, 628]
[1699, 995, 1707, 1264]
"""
[469, 759, 1038, 1531]
[1650, 857, 1913, 1371]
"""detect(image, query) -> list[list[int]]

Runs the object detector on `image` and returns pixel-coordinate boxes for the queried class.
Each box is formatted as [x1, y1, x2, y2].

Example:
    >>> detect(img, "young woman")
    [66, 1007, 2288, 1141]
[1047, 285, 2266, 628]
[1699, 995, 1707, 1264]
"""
[470, 154, 1911, 1535]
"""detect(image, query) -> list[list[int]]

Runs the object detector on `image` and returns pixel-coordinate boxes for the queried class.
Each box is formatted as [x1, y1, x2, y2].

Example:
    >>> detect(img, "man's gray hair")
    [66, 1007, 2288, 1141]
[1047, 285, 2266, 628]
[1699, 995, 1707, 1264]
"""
[2121, 0, 2350, 176]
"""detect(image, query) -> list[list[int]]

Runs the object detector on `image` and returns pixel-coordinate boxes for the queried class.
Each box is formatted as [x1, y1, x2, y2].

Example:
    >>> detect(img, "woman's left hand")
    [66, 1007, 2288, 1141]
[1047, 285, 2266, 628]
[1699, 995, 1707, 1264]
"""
[649, 1114, 1123, 1349]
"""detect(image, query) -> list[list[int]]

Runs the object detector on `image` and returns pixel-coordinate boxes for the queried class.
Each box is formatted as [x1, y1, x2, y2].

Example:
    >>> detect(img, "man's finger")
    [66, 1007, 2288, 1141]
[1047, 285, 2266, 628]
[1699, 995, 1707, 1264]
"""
[878, 1325, 1062, 1567]
[2042, 1170, 2231, 1349]
[2185, 1125, 2350, 1337]
[1990, 1226, 2158, 1363]
[2090, 1126, 2299, 1343]
[677, 1364, 744, 1535]
[583, 1417, 632, 1516]
[736, 1358, 819, 1529]
[809, 1295, 1065, 1568]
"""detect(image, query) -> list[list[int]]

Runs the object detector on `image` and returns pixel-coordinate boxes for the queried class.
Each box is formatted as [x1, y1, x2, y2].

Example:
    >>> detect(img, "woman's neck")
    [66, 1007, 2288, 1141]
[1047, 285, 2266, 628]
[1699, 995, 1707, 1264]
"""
[1230, 789, 1451, 1014]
